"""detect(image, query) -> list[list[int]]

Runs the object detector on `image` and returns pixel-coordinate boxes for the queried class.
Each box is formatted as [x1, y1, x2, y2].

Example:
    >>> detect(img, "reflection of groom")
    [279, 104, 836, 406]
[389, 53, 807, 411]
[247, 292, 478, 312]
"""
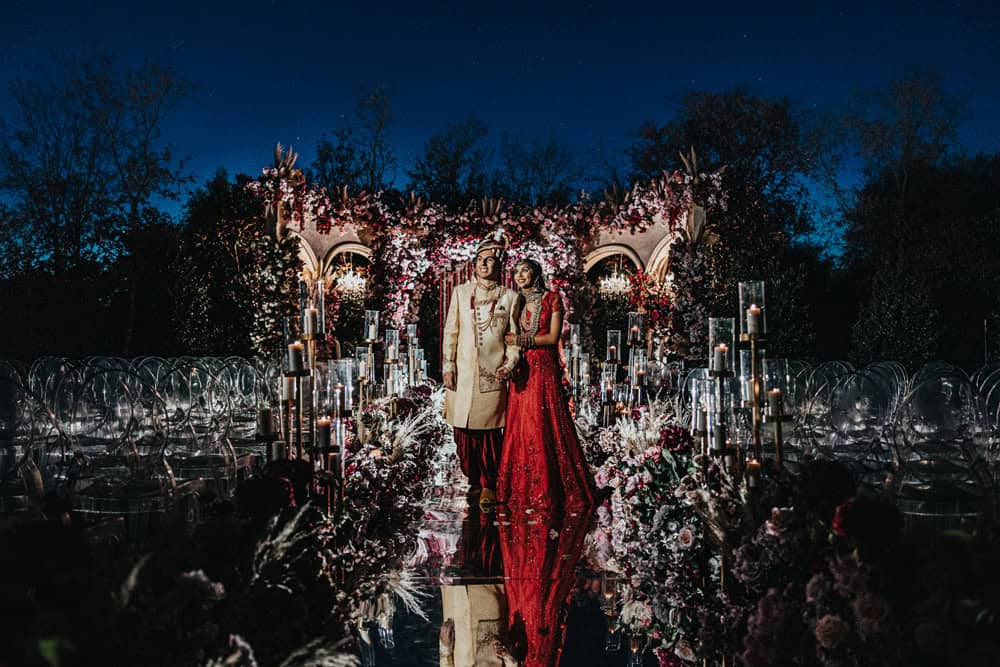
[442, 236, 520, 508]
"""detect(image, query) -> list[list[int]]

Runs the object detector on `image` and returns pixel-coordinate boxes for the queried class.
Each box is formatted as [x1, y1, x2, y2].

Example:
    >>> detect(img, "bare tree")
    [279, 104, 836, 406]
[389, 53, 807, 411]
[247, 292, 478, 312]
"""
[496, 133, 583, 206]
[407, 117, 493, 209]
[311, 86, 396, 195]
[848, 66, 965, 200]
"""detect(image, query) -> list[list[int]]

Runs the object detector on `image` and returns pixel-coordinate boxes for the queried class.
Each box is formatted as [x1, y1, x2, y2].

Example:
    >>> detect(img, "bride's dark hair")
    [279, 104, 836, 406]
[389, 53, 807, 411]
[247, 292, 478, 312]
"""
[515, 258, 546, 290]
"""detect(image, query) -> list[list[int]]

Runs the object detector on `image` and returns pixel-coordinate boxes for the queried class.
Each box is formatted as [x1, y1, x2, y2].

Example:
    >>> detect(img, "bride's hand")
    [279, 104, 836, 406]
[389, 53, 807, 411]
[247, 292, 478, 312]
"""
[497, 366, 511, 382]
[504, 332, 515, 345]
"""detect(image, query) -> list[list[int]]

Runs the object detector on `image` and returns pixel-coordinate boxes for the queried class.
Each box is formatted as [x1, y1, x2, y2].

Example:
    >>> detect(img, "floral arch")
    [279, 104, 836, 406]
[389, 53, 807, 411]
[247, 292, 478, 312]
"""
[246, 146, 725, 359]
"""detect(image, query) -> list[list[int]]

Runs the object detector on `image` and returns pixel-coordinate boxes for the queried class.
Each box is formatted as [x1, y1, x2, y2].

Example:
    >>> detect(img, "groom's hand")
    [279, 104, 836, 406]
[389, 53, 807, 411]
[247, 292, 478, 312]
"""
[444, 372, 456, 390]
[504, 332, 516, 345]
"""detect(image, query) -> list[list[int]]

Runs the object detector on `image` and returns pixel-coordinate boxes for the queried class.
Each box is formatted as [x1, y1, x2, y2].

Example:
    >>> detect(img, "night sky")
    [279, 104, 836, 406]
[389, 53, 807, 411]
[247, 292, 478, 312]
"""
[2, 1, 999, 216]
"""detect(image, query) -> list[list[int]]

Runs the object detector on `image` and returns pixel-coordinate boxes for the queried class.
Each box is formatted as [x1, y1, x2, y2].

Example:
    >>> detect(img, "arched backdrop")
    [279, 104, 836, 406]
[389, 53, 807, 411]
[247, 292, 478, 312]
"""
[245, 153, 726, 365]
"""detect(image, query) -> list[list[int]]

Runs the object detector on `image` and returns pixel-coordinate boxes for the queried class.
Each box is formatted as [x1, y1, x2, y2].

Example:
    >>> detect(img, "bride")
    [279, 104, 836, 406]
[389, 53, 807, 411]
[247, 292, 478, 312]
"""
[496, 258, 595, 512]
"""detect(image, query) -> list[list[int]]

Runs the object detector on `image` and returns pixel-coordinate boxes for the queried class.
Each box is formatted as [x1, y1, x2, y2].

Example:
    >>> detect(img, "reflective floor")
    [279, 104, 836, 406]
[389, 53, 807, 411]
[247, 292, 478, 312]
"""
[368, 463, 646, 667]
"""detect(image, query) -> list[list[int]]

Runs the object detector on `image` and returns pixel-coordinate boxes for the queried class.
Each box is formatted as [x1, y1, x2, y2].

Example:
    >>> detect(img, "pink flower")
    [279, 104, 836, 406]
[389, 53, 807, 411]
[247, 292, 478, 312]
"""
[677, 526, 695, 549]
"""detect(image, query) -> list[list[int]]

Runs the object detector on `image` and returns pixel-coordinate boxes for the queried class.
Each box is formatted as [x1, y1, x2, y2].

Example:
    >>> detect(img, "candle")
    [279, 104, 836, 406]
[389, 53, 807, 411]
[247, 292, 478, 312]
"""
[387, 344, 397, 362]
[334, 383, 345, 416]
[608, 345, 618, 363]
[604, 383, 613, 403]
[256, 407, 273, 436]
[768, 388, 783, 416]
[303, 307, 318, 335]
[368, 323, 377, 340]
[629, 326, 640, 344]
[694, 409, 707, 433]
[288, 342, 304, 372]
[316, 417, 332, 450]
[269, 440, 286, 462]
[747, 459, 762, 487]
[358, 359, 367, 378]
[713, 343, 729, 372]
[712, 425, 726, 451]
[386, 371, 396, 396]
[571, 332, 579, 346]
[281, 377, 295, 400]
[746, 304, 763, 336]
[636, 369, 646, 387]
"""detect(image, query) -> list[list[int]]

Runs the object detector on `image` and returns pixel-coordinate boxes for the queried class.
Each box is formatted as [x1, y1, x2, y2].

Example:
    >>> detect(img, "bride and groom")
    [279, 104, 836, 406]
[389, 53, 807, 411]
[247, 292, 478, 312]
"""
[441, 236, 594, 513]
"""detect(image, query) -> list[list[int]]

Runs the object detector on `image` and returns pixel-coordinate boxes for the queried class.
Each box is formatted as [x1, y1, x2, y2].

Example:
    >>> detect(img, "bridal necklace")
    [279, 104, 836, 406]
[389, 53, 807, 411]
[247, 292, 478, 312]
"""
[520, 286, 544, 334]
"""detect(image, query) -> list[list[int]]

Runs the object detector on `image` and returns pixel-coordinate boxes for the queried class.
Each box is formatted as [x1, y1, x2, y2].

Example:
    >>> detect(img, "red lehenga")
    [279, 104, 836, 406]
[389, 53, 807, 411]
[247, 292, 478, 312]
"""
[499, 509, 593, 667]
[497, 290, 596, 512]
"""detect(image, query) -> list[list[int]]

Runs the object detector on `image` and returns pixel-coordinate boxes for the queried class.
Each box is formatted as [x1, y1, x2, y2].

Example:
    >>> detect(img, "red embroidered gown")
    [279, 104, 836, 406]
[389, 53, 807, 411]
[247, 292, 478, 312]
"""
[497, 291, 596, 512]
[499, 509, 593, 667]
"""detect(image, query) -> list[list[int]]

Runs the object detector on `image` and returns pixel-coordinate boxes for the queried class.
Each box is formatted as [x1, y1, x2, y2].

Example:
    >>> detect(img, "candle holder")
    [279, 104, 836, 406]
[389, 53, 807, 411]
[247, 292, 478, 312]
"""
[364, 310, 380, 344]
[384, 328, 400, 364]
[316, 279, 326, 336]
[284, 367, 311, 460]
[738, 281, 766, 337]
[708, 317, 735, 375]
[762, 358, 793, 470]
[606, 330, 621, 365]
[626, 312, 644, 347]
[737, 337, 766, 462]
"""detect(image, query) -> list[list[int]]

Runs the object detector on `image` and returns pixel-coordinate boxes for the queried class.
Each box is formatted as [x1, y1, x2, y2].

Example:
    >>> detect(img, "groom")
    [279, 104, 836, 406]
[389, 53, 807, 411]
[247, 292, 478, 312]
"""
[442, 236, 520, 508]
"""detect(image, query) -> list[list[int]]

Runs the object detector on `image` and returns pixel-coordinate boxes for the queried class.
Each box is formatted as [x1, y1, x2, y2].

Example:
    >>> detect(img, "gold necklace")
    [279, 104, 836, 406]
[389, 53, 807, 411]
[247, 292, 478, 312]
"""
[520, 287, 544, 335]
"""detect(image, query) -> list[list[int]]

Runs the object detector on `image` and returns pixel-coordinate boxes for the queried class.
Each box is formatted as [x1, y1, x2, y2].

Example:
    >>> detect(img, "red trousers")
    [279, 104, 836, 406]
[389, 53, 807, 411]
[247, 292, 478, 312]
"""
[454, 427, 503, 490]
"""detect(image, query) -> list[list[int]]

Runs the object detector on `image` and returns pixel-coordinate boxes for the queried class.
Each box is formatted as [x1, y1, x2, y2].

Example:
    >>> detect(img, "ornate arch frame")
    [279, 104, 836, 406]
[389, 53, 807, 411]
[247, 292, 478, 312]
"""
[583, 244, 644, 274]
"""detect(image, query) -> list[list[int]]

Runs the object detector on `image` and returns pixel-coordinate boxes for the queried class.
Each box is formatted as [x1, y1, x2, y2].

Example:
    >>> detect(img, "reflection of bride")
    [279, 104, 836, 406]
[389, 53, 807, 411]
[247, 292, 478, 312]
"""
[498, 509, 594, 666]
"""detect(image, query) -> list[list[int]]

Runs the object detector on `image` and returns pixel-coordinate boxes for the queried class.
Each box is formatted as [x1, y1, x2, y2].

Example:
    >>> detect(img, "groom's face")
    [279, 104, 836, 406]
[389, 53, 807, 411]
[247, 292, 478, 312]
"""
[475, 250, 500, 280]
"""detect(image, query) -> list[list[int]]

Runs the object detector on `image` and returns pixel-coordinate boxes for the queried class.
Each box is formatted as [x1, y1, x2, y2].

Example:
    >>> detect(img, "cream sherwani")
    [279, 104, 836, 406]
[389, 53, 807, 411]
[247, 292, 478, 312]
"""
[442, 281, 521, 429]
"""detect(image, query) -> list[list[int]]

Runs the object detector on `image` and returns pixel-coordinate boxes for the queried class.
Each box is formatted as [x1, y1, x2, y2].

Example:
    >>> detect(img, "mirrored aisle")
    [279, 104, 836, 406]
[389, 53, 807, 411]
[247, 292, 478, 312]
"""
[362, 466, 646, 667]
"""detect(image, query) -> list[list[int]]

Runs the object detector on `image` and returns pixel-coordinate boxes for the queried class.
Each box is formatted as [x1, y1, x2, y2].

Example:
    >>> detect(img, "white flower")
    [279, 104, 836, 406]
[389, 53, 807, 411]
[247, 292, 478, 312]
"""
[677, 526, 695, 549]
[674, 640, 696, 662]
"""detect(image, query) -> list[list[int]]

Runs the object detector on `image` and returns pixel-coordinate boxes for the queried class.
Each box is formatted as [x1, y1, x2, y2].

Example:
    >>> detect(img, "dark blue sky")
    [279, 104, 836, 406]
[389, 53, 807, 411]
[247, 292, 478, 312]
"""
[2, 1, 999, 213]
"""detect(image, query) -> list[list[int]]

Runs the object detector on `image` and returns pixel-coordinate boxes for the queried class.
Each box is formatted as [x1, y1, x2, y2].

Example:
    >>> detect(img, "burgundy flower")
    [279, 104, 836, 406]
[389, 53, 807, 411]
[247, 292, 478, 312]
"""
[852, 592, 889, 638]
[814, 613, 850, 649]
[830, 550, 869, 597]
[805, 573, 829, 604]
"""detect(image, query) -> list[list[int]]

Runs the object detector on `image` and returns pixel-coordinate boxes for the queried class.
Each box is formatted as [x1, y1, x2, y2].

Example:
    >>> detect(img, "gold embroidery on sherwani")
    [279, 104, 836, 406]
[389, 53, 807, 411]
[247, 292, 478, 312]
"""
[472, 283, 505, 393]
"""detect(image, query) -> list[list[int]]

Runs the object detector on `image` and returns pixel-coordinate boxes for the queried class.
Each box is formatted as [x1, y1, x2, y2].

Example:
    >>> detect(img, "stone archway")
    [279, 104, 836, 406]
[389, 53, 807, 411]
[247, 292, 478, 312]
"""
[646, 231, 677, 283]
[321, 242, 372, 279]
[583, 243, 644, 274]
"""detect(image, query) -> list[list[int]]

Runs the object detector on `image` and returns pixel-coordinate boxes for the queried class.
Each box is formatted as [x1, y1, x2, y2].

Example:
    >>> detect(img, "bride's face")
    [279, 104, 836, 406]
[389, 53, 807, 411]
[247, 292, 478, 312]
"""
[514, 263, 535, 288]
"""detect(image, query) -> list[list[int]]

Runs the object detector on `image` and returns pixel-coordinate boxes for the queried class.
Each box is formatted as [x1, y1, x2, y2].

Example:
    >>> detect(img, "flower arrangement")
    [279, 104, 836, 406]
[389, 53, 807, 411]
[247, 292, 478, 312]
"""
[628, 269, 673, 339]
[248, 166, 724, 353]
[584, 397, 1000, 666]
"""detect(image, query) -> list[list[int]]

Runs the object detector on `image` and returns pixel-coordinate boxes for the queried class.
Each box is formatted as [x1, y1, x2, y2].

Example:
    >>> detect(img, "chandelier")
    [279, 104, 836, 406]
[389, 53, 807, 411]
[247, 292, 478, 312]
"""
[599, 270, 631, 299]
[335, 265, 367, 300]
